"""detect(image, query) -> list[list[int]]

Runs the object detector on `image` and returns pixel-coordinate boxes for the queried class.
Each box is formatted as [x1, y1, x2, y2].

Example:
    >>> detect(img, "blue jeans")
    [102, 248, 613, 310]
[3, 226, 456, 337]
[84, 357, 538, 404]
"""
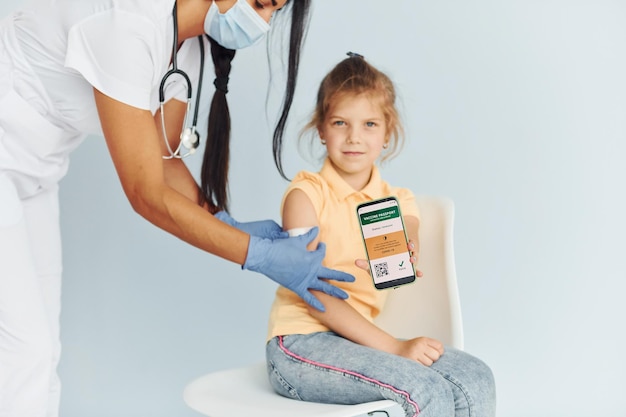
[266, 332, 496, 417]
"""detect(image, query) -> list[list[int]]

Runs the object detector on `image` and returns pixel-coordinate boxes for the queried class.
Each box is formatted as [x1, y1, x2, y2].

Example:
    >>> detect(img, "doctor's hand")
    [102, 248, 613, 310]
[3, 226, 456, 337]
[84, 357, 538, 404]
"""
[214, 210, 287, 240]
[243, 227, 355, 312]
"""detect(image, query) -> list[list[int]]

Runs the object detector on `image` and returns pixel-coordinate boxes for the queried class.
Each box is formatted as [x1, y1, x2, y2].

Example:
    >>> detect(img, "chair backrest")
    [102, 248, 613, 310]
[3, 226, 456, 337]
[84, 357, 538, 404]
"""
[374, 195, 464, 349]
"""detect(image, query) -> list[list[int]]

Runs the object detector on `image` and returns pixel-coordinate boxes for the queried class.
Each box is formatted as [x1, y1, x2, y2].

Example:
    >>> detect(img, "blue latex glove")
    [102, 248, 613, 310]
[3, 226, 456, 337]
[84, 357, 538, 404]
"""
[214, 210, 287, 240]
[243, 227, 355, 312]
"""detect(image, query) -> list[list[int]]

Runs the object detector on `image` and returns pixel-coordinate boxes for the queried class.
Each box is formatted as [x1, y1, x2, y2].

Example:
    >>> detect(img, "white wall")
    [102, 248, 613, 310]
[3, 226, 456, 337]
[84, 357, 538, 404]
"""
[2, 1, 625, 416]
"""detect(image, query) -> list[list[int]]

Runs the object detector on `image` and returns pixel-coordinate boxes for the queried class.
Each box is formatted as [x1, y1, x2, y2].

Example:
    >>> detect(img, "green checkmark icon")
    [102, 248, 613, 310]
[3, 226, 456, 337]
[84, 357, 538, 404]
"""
[399, 261, 404, 267]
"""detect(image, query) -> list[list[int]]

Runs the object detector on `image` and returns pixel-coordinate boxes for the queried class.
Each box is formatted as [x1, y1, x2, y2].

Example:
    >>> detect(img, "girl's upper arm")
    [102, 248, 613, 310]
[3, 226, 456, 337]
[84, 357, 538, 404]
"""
[281, 188, 319, 251]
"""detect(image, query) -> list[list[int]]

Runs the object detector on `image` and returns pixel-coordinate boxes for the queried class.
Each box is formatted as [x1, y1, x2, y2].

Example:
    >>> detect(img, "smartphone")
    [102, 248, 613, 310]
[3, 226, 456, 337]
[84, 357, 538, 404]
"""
[357, 196, 416, 290]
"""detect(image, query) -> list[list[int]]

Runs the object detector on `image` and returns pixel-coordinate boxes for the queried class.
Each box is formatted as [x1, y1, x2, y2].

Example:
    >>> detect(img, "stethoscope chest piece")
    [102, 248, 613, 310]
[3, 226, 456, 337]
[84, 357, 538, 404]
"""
[180, 127, 200, 153]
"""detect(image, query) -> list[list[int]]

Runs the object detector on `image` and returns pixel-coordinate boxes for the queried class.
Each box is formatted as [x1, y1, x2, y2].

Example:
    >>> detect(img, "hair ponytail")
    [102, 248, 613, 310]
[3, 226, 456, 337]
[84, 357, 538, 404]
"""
[272, 0, 311, 180]
[200, 36, 235, 213]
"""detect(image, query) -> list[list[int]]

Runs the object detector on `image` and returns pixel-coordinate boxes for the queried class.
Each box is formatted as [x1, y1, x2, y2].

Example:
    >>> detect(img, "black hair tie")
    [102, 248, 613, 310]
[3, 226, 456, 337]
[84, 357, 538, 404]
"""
[213, 76, 229, 94]
[347, 51, 364, 59]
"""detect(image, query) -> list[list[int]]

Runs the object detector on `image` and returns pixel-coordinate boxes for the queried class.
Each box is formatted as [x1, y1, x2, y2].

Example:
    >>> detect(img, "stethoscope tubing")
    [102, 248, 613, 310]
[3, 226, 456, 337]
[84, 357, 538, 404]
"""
[160, 1, 205, 159]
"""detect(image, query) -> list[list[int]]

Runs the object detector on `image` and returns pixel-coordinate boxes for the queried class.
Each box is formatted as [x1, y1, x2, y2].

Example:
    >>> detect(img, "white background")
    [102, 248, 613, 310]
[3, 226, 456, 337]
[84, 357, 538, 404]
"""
[2, 1, 625, 416]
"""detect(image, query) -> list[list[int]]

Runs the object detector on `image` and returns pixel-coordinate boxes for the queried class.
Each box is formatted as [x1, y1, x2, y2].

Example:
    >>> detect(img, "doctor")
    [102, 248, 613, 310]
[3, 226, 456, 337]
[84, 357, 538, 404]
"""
[0, 0, 354, 416]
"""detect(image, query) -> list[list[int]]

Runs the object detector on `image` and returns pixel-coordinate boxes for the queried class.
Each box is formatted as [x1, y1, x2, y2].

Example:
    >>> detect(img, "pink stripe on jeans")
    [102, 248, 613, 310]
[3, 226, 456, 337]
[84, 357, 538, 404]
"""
[277, 336, 420, 416]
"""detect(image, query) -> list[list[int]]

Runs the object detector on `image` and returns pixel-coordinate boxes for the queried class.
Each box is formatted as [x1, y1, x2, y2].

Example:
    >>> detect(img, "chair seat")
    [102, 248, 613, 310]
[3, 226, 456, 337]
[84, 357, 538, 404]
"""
[184, 362, 397, 417]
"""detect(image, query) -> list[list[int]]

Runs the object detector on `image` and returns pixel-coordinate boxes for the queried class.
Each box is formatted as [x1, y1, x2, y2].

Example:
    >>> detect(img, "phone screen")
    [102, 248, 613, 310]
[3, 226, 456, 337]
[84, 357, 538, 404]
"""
[357, 197, 416, 289]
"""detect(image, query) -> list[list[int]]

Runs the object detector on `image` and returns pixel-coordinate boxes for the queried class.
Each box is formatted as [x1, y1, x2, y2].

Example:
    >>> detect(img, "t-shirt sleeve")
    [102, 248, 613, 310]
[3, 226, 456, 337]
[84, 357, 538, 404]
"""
[64, 10, 164, 110]
[280, 171, 326, 219]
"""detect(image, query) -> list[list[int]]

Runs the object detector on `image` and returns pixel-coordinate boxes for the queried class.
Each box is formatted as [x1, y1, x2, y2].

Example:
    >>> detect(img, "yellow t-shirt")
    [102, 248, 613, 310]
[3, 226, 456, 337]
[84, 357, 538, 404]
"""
[266, 159, 419, 340]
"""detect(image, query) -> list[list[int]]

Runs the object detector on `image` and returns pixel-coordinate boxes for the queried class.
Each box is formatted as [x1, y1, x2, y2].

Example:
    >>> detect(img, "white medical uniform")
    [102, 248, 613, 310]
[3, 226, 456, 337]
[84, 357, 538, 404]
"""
[0, 0, 206, 415]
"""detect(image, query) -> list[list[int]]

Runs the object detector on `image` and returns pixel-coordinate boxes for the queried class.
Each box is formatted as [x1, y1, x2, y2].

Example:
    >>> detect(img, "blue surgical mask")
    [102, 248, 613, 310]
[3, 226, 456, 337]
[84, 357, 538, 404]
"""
[204, 0, 270, 50]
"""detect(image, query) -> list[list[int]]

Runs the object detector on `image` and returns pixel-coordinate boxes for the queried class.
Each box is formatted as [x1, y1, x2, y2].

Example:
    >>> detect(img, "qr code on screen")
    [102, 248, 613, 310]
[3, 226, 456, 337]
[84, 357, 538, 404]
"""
[374, 262, 389, 278]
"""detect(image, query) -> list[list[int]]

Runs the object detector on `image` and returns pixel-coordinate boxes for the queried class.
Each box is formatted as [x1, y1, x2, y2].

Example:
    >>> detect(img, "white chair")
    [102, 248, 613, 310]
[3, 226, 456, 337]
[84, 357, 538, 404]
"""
[184, 195, 464, 417]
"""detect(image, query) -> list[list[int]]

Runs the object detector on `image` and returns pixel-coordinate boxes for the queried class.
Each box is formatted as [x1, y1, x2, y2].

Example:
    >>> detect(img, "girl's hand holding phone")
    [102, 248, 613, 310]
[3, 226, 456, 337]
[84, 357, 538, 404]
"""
[355, 239, 422, 277]
[408, 239, 423, 278]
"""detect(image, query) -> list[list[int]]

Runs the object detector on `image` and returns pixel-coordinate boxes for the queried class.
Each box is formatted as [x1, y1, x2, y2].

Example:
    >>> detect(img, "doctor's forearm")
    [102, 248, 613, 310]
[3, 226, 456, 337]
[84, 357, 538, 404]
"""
[130, 183, 249, 265]
[162, 158, 208, 208]
[94, 89, 248, 266]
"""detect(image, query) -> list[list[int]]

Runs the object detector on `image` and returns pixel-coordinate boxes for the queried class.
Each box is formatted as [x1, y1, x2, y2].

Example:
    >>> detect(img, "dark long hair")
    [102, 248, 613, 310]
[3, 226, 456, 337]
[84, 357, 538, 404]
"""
[199, 0, 312, 212]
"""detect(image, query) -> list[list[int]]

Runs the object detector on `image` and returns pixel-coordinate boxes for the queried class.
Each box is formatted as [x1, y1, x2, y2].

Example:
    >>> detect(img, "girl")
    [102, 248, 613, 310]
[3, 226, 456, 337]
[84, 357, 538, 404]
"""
[265, 53, 496, 416]
[0, 1, 353, 416]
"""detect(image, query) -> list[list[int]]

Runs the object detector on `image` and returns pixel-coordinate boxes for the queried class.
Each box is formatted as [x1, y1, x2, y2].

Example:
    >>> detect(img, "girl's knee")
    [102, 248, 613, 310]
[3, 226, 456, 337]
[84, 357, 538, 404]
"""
[458, 353, 497, 417]
[404, 373, 454, 417]
[475, 359, 497, 416]
[430, 348, 496, 416]
[469, 355, 496, 397]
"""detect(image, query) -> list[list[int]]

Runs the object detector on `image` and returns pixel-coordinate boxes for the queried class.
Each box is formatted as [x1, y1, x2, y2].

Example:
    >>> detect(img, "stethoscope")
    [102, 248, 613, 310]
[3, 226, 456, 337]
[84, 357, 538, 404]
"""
[160, 1, 205, 159]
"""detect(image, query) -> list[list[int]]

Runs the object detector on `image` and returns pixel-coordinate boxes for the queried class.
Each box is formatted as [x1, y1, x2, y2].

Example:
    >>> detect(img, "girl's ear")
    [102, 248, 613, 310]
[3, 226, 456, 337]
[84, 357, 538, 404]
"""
[382, 133, 390, 147]
[316, 126, 324, 140]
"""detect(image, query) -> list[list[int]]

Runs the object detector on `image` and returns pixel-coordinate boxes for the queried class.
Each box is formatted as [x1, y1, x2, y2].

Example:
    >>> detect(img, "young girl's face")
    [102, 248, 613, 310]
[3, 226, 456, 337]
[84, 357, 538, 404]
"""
[319, 93, 388, 190]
